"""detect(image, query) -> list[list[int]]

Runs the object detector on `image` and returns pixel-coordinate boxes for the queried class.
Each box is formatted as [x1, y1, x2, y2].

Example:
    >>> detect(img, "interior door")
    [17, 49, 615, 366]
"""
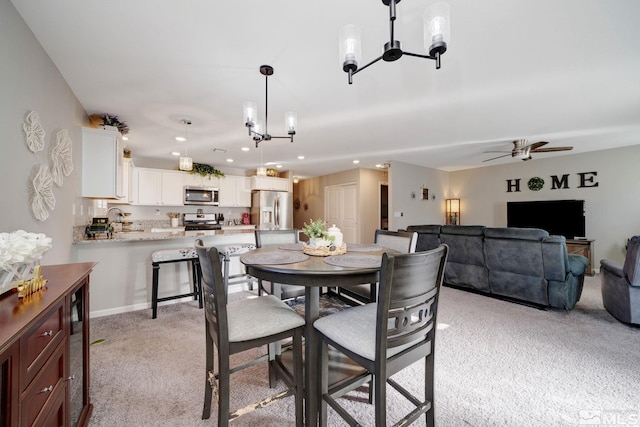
[325, 183, 358, 244]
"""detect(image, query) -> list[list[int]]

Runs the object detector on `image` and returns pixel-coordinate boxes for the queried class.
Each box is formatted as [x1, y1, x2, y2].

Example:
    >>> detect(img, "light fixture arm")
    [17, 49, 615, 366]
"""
[342, 0, 449, 84]
[244, 65, 296, 148]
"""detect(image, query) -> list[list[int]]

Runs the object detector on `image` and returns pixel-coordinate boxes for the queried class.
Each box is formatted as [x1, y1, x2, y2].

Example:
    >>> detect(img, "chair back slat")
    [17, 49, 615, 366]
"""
[377, 245, 448, 354]
[374, 229, 418, 253]
[195, 239, 227, 344]
[255, 229, 299, 247]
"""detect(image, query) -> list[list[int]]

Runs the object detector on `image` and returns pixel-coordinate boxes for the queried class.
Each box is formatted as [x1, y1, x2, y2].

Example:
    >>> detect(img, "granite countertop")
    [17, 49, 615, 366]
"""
[74, 228, 254, 244]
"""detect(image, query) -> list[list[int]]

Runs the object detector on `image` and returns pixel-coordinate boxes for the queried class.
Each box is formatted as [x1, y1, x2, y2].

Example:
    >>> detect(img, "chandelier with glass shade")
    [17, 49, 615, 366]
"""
[339, 0, 450, 84]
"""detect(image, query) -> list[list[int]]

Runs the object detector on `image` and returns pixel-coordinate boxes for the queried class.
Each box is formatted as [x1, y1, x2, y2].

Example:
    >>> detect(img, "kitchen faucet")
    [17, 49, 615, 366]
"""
[107, 207, 123, 223]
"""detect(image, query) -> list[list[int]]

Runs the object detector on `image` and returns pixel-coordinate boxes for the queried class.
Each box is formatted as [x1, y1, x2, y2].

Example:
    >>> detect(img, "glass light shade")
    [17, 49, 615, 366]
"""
[179, 156, 193, 171]
[243, 101, 257, 126]
[285, 111, 297, 134]
[252, 120, 263, 139]
[424, 3, 450, 53]
[256, 167, 267, 176]
[446, 198, 460, 213]
[339, 24, 362, 66]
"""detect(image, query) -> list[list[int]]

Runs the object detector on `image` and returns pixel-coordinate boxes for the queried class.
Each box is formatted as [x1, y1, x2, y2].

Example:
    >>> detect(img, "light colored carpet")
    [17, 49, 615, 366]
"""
[88, 275, 640, 426]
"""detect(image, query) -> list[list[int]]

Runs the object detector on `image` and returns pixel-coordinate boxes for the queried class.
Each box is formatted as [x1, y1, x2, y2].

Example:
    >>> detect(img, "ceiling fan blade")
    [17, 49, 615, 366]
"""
[531, 146, 574, 153]
[483, 154, 512, 162]
[528, 141, 549, 150]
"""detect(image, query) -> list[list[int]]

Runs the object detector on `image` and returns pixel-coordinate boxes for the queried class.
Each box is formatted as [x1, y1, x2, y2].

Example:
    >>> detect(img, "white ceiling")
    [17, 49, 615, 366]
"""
[11, 0, 640, 177]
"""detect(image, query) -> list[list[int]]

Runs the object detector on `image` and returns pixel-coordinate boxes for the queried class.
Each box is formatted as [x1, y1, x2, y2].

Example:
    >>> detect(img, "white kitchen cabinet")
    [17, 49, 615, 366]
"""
[251, 176, 291, 192]
[161, 170, 185, 205]
[109, 158, 133, 204]
[132, 168, 185, 206]
[219, 176, 252, 207]
[81, 127, 125, 199]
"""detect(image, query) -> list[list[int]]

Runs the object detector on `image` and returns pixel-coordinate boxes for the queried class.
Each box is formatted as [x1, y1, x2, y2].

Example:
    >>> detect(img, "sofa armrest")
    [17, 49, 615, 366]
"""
[567, 254, 588, 276]
[600, 259, 624, 278]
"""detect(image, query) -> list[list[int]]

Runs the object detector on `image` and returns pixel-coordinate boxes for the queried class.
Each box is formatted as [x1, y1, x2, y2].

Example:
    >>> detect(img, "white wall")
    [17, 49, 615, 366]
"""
[1, 0, 86, 265]
[449, 145, 640, 264]
[388, 161, 450, 231]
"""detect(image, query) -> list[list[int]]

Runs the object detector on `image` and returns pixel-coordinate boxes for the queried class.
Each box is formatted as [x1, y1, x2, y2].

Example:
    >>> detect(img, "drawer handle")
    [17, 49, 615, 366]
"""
[66, 375, 76, 381]
[40, 385, 53, 393]
[41, 330, 53, 337]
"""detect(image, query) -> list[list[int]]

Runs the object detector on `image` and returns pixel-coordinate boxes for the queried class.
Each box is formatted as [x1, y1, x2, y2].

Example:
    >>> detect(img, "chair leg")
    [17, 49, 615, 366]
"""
[202, 326, 214, 420]
[319, 340, 328, 427]
[374, 369, 387, 426]
[151, 263, 159, 319]
[425, 353, 435, 426]
[293, 328, 304, 427]
[218, 350, 231, 426]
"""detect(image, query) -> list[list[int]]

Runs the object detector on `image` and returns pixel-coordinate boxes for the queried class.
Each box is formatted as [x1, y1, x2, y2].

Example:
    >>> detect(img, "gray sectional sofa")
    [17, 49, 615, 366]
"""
[406, 225, 589, 309]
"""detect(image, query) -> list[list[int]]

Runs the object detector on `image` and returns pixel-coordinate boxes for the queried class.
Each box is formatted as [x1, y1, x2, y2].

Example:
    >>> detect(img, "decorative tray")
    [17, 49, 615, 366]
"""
[302, 242, 347, 257]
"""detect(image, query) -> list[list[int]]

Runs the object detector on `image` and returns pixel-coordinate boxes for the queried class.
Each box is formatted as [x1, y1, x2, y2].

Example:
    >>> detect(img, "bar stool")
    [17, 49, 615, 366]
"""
[217, 243, 257, 297]
[151, 248, 202, 319]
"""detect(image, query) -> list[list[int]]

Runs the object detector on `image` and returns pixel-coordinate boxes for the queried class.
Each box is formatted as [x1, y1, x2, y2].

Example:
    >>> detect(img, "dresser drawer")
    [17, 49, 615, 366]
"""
[21, 341, 65, 427]
[22, 301, 65, 388]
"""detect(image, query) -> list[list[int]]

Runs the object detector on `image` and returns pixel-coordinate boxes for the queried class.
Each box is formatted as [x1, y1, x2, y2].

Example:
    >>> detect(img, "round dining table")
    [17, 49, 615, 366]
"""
[240, 244, 389, 426]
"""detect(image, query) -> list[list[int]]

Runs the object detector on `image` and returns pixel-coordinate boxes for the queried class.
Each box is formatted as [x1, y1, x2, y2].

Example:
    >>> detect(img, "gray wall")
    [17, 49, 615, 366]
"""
[1, 0, 87, 265]
[390, 145, 640, 266]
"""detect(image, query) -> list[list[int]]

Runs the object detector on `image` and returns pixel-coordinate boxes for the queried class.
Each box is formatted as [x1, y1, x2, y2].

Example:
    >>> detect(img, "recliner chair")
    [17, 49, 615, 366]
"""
[600, 235, 640, 325]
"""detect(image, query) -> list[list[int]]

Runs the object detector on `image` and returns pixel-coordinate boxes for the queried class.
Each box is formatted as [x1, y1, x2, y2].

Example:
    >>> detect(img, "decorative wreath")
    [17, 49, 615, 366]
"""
[528, 176, 545, 191]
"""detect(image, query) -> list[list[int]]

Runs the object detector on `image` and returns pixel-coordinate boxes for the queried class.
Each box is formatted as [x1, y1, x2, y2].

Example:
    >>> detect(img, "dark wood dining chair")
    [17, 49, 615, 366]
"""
[194, 239, 305, 426]
[315, 244, 448, 426]
[255, 229, 306, 300]
[339, 229, 418, 304]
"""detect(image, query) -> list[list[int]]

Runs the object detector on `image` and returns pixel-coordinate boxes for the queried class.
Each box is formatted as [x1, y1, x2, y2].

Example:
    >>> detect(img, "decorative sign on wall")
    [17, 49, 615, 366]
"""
[506, 172, 599, 193]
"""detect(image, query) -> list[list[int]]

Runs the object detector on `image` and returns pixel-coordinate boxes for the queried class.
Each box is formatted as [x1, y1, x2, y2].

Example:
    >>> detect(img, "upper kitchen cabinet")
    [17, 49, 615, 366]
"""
[131, 168, 185, 206]
[219, 176, 251, 207]
[251, 176, 291, 192]
[81, 127, 125, 199]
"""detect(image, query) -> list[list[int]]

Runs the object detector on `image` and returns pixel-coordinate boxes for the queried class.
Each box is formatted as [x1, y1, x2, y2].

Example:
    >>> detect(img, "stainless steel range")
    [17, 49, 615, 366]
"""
[183, 212, 222, 231]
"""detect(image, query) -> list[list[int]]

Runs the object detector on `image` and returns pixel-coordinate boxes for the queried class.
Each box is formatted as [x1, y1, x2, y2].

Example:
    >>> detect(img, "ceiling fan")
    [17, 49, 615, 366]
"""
[483, 139, 573, 162]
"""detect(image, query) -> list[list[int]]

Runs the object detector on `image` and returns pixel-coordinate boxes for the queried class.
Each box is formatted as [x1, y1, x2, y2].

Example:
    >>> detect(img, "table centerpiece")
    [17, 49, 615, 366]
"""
[301, 219, 346, 256]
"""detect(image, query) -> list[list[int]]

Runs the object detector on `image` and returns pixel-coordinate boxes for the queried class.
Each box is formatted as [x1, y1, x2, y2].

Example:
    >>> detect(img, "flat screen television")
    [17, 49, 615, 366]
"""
[506, 200, 585, 239]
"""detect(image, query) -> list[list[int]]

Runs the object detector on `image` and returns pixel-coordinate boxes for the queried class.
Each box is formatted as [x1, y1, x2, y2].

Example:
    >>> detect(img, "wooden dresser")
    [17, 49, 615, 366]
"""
[0, 262, 96, 427]
[566, 239, 595, 276]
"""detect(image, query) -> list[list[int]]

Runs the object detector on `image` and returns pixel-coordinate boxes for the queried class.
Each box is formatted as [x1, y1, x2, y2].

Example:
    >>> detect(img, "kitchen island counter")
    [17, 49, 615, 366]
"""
[74, 228, 254, 244]
[73, 228, 256, 316]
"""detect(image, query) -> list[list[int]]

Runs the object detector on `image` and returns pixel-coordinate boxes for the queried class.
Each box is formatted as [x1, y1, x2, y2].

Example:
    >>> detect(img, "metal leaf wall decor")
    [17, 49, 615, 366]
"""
[23, 110, 46, 153]
[50, 129, 74, 186]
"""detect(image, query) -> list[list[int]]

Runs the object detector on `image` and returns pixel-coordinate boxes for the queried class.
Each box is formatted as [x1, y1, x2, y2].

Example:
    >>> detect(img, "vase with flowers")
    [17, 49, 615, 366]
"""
[0, 230, 52, 297]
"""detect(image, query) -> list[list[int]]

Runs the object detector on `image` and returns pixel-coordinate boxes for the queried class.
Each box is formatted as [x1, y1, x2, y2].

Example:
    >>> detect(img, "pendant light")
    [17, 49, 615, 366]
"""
[339, 1, 450, 84]
[243, 65, 297, 148]
[179, 119, 193, 171]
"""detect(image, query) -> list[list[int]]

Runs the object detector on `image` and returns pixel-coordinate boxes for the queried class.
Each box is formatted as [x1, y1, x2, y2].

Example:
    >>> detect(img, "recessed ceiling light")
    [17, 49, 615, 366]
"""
[175, 136, 186, 142]
[353, 160, 360, 164]
[276, 164, 283, 168]
[297, 155, 305, 160]
[171, 152, 180, 156]
[226, 158, 234, 163]
[241, 147, 250, 152]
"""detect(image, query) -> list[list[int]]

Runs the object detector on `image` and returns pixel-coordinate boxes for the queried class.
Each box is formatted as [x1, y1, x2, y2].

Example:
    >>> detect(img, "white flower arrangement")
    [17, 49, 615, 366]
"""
[0, 230, 52, 293]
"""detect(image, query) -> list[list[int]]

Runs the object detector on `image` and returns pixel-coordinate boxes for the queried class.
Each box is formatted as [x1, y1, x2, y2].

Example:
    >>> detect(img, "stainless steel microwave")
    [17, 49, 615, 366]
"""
[184, 186, 219, 206]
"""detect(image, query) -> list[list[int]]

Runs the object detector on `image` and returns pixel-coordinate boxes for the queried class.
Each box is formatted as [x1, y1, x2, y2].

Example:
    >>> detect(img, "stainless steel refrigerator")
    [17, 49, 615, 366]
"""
[251, 190, 293, 230]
